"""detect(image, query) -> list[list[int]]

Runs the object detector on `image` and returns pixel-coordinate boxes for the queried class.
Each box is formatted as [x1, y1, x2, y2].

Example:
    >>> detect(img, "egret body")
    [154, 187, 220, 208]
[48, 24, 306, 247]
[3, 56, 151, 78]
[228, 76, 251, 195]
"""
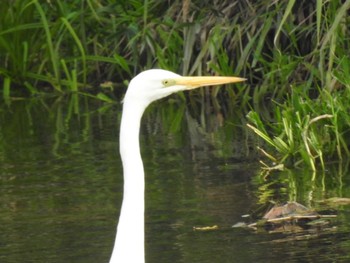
[110, 69, 245, 263]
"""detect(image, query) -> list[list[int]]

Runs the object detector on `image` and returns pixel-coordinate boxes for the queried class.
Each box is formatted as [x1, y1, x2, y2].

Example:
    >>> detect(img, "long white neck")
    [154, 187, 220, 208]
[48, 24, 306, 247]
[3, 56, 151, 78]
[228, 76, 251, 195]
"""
[110, 98, 148, 263]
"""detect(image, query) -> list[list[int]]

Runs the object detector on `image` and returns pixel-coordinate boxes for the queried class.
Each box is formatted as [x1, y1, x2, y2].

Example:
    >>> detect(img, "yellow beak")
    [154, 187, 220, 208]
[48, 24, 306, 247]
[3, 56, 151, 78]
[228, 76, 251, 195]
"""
[174, 76, 246, 89]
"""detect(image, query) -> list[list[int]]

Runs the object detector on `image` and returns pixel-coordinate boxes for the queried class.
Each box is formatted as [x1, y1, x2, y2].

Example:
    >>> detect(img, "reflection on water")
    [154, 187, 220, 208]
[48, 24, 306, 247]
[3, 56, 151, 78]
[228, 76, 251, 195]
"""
[0, 97, 350, 262]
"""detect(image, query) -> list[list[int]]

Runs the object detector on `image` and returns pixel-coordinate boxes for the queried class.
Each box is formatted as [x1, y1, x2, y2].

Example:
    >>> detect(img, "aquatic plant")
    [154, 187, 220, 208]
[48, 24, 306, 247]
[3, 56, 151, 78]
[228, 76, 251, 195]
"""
[247, 84, 350, 171]
[245, 0, 350, 170]
[0, 0, 346, 96]
[1, 0, 350, 169]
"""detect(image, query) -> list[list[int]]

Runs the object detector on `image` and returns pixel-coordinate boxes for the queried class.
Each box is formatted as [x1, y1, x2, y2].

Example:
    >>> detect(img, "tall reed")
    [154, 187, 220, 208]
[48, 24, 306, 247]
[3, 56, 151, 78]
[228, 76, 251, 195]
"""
[1, 0, 350, 169]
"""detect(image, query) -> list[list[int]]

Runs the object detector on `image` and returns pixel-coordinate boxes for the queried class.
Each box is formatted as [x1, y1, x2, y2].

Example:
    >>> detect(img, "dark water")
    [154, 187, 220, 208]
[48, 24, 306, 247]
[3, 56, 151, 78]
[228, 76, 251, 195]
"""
[1, 97, 350, 262]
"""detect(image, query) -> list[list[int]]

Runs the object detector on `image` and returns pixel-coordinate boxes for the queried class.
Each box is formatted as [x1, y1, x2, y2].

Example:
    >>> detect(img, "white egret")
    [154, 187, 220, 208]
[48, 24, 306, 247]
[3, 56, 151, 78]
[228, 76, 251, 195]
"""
[110, 69, 245, 263]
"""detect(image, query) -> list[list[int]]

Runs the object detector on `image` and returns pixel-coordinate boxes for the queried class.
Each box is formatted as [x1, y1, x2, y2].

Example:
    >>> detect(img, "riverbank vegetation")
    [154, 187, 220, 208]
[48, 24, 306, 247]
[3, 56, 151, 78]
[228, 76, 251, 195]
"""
[1, 0, 350, 170]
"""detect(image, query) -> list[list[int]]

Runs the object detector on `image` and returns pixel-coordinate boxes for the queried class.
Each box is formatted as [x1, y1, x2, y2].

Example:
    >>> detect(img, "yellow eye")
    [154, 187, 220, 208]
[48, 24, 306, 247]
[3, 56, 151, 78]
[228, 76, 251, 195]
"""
[162, 79, 174, 87]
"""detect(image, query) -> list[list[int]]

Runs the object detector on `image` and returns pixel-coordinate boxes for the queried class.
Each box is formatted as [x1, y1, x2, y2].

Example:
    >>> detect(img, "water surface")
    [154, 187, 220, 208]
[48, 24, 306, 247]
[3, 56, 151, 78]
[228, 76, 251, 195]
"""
[0, 97, 350, 262]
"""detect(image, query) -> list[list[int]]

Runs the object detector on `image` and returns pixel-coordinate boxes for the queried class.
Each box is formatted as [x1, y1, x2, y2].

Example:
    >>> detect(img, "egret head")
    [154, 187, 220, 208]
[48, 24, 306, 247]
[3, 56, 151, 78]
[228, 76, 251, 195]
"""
[124, 69, 246, 108]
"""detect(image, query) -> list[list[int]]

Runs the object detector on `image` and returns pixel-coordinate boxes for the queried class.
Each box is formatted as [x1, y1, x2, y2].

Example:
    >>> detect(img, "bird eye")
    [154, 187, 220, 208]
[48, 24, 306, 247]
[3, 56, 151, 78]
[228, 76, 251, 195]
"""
[162, 79, 173, 87]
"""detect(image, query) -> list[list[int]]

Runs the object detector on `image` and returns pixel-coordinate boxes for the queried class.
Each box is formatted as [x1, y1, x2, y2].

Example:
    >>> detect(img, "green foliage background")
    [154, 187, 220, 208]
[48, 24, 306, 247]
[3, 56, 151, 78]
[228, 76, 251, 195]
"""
[1, 0, 350, 170]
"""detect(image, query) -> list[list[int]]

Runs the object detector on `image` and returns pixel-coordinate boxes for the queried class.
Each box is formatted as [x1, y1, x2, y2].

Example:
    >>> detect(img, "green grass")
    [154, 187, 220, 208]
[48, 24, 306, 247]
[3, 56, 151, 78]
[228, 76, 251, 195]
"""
[1, 0, 347, 96]
[1, 0, 350, 169]
[0, 0, 132, 94]
[247, 83, 350, 171]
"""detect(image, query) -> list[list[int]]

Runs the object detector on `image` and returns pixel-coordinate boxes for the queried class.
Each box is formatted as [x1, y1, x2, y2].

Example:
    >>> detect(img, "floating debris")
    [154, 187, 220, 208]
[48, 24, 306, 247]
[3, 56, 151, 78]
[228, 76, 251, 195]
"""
[247, 202, 336, 229]
[193, 225, 219, 231]
[263, 201, 317, 220]
[317, 197, 350, 206]
[232, 222, 248, 228]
